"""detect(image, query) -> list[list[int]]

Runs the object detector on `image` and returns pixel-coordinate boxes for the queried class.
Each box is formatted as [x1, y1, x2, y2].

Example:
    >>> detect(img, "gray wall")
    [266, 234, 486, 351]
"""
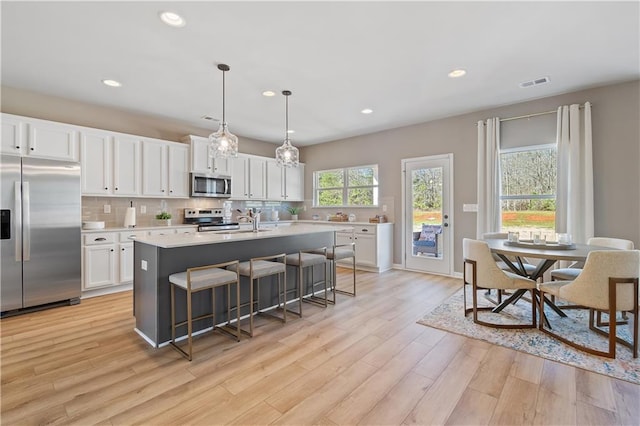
[300, 80, 640, 272]
[2, 80, 639, 273]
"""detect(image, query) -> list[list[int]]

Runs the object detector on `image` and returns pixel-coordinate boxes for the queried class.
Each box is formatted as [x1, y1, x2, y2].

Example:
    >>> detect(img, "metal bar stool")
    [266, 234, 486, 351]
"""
[285, 248, 329, 311]
[168, 260, 241, 361]
[324, 242, 356, 304]
[227, 254, 287, 337]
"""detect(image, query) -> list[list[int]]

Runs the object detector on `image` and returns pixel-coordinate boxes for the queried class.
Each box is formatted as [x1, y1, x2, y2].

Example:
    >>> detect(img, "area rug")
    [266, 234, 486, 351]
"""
[417, 287, 640, 384]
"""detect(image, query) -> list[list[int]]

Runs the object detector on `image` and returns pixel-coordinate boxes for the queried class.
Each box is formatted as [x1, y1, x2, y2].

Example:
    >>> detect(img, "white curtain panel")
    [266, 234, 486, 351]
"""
[556, 102, 594, 244]
[476, 118, 501, 238]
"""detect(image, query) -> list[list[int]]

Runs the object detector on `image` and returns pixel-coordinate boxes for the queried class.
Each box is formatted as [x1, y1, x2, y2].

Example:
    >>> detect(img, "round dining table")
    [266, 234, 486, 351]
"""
[483, 238, 620, 317]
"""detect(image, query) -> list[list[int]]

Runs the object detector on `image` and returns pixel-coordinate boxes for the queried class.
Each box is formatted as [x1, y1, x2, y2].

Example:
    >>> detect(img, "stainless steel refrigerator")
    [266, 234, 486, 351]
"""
[1, 154, 81, 315]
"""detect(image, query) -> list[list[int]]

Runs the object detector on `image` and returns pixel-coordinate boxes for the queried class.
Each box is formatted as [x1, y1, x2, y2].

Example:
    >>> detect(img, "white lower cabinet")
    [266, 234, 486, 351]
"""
[332, 223, 393, 272]
[119, 242, 134, 283]
[83, 233, 117, 290]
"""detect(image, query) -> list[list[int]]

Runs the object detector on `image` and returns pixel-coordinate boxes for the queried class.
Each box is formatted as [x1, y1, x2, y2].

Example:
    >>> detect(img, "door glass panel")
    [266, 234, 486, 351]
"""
[411, 166, 443, 259]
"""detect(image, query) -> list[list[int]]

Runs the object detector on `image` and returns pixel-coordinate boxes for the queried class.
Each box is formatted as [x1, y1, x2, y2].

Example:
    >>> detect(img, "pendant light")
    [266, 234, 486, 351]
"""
[275, 90, 299, 168]
[209, 63, 238, 159]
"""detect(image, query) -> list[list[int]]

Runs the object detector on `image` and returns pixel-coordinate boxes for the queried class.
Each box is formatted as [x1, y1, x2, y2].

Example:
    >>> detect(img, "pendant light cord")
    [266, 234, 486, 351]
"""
[221, 69, 226, 124]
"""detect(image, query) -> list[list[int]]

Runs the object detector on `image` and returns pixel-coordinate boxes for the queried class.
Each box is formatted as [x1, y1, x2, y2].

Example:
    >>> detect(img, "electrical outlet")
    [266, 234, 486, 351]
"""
[140, 205, 146, 214]
[141, 260, 147, 271]
[303, 205, 307, 211]
[382, 204, 387, 212]
[103, 204, 111, 214]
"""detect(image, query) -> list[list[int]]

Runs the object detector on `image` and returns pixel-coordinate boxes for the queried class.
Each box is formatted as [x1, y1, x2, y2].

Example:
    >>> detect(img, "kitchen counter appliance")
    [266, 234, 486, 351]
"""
[184, 208, 239, 232]
[1, 155, 81, 316]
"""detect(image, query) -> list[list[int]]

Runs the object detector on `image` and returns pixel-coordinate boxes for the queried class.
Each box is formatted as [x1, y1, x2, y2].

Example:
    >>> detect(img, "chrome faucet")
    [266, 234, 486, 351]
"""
[237, 212, 261, 232]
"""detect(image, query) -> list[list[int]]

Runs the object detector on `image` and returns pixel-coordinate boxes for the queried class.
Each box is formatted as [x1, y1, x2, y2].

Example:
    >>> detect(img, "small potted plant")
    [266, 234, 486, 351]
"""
[155, 211, 172, 226]
[287, 206, 301, 221]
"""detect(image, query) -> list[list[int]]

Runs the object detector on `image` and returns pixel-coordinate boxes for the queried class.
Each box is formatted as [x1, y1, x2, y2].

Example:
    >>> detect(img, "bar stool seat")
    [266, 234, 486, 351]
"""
[286, 249, 328, 310]
[227, 254, 287, 337]
[169, 260, 241, 361]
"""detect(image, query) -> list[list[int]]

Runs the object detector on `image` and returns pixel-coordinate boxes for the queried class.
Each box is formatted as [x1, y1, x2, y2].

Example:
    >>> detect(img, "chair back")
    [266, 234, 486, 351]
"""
[463, 238, 515, 290]
[588, 237, 634, 250]
[559, 250, 639, 311]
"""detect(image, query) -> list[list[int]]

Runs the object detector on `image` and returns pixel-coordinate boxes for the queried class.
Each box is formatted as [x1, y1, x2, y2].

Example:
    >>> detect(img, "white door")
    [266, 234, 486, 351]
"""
[403, 154, 453, 275]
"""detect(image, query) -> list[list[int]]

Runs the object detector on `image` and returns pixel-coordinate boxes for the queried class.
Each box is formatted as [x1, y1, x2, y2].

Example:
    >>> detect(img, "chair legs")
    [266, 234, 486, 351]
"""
[539, 277, 639, 359]
[463, 258, 537, 329]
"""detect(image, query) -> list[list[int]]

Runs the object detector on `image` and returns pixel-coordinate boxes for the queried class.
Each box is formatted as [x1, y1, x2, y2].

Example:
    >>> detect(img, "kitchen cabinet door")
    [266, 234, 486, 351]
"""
[188, 135, 229, 175]
[354, 233, 376, 267]
[230, 155, 248, 199]
[119, 242, 134, 283]
[27, 119, 79, 161]
[80, 131, 111, 195]
[142, 140, 168, 196]
[266, 160, 285, 200]
[1, 114, 25, 156]
[113, 135, 141, 196]
[83, 245, 117, 289]
[168, 143, 189, 197]
[248, 157, 266, 199]
[285, 163, 304, 201]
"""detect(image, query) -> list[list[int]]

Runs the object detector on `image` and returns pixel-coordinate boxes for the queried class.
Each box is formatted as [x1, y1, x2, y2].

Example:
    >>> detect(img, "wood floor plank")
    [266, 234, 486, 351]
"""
[1, 269, 637, 426]
[326, 341, 433, 424]
[404, 345, 483, 425]
[445, 388, 498, 426]
[358, 371, 434, 426]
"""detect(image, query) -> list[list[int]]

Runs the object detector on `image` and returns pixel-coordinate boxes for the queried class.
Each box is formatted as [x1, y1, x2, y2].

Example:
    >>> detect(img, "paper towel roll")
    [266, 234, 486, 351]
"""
[124, 207, 136, 228]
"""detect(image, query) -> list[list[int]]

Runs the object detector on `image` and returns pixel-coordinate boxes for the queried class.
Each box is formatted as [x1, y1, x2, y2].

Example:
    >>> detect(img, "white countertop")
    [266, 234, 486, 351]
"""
[81, 224, 198, 233]
[135, 223, 353, 249]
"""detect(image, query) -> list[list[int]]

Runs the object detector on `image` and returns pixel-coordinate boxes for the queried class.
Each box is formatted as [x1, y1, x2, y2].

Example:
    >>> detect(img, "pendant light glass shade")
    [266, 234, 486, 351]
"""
[275, 90, 299, 168]
[209, 64, 238, 159]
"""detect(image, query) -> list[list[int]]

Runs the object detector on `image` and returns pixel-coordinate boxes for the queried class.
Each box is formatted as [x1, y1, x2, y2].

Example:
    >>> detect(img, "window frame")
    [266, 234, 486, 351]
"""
[499, 143, 557, 234]
[313, 164, 379, 208]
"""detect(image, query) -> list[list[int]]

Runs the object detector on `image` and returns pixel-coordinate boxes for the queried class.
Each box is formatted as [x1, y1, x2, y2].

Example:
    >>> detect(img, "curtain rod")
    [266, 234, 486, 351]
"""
[477, 103, 591, 124]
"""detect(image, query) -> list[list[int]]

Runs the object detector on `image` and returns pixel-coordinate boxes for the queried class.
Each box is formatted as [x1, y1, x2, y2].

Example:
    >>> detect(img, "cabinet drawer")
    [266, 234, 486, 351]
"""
[354, 225, 376, 235]
[120, 231, 147, 242]
[148, 228, 177, 236]
[83, 233, 116, 245]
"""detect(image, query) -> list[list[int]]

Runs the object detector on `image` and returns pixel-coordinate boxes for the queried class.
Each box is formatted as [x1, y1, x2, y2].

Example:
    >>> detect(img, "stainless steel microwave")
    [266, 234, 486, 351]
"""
[190, 173, 231, 198]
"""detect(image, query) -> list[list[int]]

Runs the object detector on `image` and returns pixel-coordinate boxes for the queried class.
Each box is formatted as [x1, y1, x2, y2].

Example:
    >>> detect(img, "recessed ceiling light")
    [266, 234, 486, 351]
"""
[262, 90, 276, 97]
[159, 11, 186, 28]
[102, 79, 122, 87]
[361, 108, 373, 114]
[448, 69, 467, 78]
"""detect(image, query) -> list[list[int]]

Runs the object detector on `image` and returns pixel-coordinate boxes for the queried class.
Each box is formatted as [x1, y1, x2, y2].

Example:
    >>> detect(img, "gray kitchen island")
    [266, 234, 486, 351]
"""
[133, 224, 350, 347]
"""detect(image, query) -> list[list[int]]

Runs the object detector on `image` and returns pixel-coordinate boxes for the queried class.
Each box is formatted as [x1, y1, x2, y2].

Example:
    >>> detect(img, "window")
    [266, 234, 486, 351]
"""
[314, 165, 379, 207]
[500, 145, 556, 240]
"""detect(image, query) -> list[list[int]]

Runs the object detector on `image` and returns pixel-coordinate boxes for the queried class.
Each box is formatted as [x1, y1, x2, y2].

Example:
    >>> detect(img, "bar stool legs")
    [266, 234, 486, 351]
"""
[285, 248, 329, 311]
[227, 254, 287, 337]
[327, 242, 357, 303]
[169, 260, 241, 361]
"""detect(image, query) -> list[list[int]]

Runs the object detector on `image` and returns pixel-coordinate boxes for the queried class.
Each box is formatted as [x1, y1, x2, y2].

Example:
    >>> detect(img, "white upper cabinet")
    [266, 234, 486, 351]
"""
[1, 114, 25, 156]
[142, 139, 189, 198]
[168, 143, 189, 197]
[230, 154, 266, 200]
[1, 113, 78, 161]
[266, 160, 304, 201]
[112, 135, 142, 196]
[81, 131, 141, 196]
[184, 135, 230, 175]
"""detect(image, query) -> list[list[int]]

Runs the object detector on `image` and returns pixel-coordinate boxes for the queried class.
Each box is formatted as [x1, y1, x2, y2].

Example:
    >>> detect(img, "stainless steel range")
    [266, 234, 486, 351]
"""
[183, 208, 240, 232]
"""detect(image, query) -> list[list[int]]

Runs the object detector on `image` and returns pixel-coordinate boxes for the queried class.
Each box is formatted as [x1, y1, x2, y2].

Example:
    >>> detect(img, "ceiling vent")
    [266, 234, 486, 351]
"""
[519, 76, 550, 88]
[200, 115, 219, 122]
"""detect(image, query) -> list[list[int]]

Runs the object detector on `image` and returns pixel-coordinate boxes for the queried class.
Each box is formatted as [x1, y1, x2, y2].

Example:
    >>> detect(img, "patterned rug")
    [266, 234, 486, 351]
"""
[417, 287, 640, 384]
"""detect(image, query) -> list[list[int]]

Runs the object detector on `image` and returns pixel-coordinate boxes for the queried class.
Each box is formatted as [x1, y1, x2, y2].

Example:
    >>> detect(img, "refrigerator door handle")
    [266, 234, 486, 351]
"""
[23, 181, 30, 261]
[14, 181, 22, 261]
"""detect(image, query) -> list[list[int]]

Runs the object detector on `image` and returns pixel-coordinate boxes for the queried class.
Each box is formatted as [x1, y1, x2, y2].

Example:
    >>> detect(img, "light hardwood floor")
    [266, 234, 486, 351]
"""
[1, 269, 638, 425]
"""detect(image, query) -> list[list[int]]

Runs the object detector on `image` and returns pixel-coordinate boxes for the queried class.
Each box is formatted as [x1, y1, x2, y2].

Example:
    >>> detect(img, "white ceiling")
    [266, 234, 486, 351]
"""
[2, 1, 639, 146]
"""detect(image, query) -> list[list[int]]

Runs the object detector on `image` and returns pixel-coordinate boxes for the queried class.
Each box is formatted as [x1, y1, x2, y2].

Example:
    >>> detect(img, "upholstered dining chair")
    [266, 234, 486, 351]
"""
[463, 238, 538, 328]
[550, 237, 635, 281]
[538, 249, 639, 359]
